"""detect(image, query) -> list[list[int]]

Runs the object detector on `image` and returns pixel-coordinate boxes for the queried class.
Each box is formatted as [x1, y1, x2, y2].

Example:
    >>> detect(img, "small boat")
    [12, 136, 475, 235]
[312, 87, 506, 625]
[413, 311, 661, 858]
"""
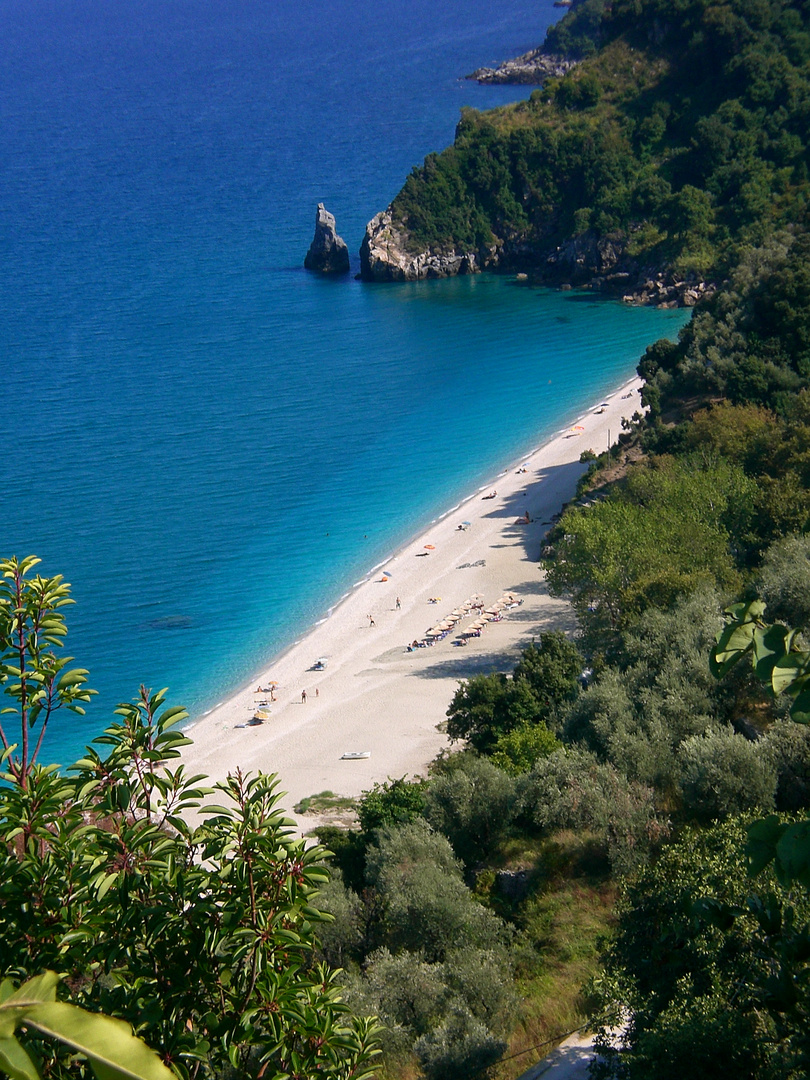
[341, 750, 371, 760]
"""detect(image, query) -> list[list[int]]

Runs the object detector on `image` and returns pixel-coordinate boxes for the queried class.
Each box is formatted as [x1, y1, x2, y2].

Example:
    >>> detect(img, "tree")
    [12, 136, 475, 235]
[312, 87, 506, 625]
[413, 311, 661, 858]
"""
[445, 634, 581, 754]
[544, 464, 743, 642]
[512, 633, 583, 712]
[357, 776, 426, 834]
[592, 818, 809, 1080]
[423, 756, 517, 865]
[364, 820, 510, 962]
[757, 534, 810, 630]
[445, 673, 538, 753]
[0, 556, 95, 786]
[678, 728, 777, 820]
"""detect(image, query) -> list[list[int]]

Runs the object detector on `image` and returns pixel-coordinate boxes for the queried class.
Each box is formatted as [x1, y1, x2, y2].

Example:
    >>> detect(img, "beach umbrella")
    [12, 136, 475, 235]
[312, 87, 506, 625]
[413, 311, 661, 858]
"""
[572, 425, 585, 432]
[424, 544, 435, 550]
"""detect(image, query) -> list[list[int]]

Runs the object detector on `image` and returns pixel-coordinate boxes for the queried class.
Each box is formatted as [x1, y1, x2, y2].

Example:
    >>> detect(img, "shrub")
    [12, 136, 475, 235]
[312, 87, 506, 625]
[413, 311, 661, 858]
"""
[678, 729, 777, 819]
[491, 720, 561, 775]
[414, 1007, 506, 1080]
[423, 755, 518, 865]
[365, 820, 510, 961]
[757, 533, 810, 630]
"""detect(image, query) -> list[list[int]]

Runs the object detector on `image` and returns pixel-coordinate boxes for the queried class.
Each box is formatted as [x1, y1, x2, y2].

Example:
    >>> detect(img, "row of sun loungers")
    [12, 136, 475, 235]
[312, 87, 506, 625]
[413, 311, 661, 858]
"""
[407, 592, 523, 651]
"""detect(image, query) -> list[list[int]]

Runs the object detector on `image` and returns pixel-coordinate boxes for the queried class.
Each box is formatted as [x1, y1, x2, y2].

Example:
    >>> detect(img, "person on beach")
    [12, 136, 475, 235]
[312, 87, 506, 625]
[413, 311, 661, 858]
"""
[315, 687, 319, 698]
[396, 596, 401, 610]
[368, 614, 376, 627]
[301, 689, 307, 703]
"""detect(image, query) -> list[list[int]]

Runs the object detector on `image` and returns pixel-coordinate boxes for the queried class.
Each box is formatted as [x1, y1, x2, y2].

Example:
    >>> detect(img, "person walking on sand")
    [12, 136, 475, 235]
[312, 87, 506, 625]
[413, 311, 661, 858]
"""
[396, 596, 401, 610]
[315, 687, 319, 698]
[301, 689, 307, 703]
[368, 614, 376, 627]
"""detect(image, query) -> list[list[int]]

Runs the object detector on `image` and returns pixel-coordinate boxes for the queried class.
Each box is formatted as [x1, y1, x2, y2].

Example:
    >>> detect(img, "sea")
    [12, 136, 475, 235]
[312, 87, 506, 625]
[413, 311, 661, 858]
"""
[0, 0, 689, 767]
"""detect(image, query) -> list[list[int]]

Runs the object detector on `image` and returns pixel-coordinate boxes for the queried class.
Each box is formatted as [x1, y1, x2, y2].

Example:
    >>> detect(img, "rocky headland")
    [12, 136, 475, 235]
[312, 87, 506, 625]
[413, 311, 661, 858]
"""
[304, 203, 350, 275]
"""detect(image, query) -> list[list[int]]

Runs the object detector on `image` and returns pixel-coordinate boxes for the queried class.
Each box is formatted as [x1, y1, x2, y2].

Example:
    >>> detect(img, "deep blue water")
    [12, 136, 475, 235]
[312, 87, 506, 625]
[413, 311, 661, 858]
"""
[0, 0, 689, 766]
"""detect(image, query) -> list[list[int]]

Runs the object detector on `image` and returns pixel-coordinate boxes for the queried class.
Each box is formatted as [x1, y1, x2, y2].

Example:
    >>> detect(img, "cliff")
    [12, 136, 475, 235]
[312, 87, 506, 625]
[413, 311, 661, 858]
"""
[359, 212, 480, 281]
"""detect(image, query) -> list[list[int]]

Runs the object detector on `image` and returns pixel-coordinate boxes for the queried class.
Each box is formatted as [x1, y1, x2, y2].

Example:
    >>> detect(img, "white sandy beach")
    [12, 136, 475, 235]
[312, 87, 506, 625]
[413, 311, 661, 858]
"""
[181, 377, 643, 831]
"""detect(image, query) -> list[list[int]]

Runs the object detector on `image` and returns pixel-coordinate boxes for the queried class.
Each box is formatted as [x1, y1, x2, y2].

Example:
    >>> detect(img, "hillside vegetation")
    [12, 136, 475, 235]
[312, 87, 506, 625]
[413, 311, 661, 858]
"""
[387, 0, 810, 291]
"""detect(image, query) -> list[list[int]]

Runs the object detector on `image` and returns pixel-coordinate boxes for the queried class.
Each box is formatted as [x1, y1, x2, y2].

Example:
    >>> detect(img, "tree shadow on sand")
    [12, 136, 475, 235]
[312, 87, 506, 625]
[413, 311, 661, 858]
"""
[477, 459, 587, 563]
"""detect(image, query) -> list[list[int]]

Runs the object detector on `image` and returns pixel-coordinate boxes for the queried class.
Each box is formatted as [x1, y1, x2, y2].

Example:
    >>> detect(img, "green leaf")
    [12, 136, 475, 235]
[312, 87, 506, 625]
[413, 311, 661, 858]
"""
[5, 971, 60, 1006]
[752, 623, 793, 683]
[95, 872, 119, 900]
[789, 682, 810, 724]
[771, 653, 810, 697]
[16, 1002, 174, 1080]
[0, 1036, 39, 1080]
[746, 815, 786, 878]
[775, 820, 810, 890]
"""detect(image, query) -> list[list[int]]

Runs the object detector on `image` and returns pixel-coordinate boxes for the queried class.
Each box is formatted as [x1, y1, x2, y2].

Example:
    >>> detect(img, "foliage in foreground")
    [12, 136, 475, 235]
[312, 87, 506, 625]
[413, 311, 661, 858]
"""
[0, 972, 173, 1080]
[0, 556, 380, 1080]
[593, 816, 810, 1080]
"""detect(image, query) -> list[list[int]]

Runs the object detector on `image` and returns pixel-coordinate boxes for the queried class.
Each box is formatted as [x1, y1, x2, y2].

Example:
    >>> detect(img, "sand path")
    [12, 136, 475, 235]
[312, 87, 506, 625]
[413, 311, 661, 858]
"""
[180, 378, 642, 830]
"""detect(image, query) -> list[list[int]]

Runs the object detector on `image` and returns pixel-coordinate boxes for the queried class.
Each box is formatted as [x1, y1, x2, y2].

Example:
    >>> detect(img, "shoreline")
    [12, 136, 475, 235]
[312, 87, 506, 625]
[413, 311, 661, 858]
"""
[180, 374, 643, 831]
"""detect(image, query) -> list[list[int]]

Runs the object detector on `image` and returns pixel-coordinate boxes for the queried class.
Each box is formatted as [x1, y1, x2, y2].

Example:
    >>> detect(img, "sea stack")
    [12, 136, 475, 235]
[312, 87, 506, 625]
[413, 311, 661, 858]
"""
[304, 203, 350, 275]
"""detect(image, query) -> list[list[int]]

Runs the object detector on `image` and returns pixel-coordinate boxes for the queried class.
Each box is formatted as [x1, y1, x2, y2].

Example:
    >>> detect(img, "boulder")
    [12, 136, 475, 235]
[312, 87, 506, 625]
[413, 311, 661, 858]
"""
[304, 203, 350, 275]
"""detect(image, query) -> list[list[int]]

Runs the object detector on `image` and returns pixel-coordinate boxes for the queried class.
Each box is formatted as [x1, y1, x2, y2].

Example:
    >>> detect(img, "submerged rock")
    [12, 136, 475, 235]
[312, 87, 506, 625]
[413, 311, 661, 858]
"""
[304, 203, 350, 275]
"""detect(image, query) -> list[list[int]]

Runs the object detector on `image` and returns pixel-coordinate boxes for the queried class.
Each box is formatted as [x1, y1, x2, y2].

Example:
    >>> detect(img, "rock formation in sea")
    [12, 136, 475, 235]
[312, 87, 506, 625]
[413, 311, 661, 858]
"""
[467, 48, 577, 85]
[304, 203, 350, 275]
[359, 211, 482, 282]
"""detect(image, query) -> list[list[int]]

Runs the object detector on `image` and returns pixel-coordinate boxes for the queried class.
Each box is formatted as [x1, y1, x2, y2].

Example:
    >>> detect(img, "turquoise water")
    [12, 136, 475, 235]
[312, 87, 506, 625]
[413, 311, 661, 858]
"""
[0, 1, 689, 765]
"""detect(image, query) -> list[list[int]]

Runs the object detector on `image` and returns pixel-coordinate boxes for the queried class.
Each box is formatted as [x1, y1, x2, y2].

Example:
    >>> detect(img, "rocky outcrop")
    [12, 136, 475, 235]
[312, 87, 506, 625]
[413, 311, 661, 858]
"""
[546, 232, 626, 282]
[467, 48, 577, 85]
[620, 275, 716, 308]
[359, 211, 485, 281]
[359, 215, 714, 307]
[304, 203, 350, 274]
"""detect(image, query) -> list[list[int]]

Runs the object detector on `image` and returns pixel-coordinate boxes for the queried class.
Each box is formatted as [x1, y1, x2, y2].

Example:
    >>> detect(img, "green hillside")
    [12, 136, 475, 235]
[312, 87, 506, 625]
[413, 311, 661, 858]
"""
[386, 0, 810, 290]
